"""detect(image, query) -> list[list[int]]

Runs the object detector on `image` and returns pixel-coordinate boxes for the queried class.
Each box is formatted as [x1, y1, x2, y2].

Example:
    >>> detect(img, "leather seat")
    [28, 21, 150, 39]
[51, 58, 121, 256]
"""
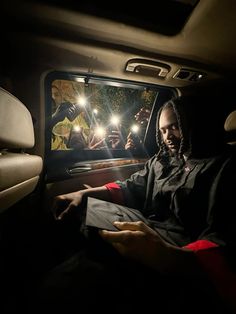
[0, 87, 43, 212]
[224, 110, 236, 145]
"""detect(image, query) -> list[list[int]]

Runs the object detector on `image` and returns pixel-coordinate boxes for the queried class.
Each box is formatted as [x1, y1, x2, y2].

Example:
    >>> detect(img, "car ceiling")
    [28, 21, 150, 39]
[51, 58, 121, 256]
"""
[1, 0, 236, 89]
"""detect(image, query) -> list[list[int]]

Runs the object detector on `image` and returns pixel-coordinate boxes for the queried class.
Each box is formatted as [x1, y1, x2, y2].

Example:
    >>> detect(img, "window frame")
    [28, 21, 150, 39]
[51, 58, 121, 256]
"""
[44, 71, 176, 181]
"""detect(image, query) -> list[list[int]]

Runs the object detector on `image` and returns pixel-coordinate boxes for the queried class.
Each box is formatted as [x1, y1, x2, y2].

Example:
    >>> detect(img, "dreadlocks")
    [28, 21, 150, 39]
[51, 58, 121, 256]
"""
[156, 98, 190, 160]
[156, 91, 228, 160]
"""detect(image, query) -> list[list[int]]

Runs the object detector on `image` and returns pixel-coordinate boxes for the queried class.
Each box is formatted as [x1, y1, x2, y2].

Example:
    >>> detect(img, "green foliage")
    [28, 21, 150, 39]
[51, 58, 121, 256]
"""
[52, 79, 158, 141]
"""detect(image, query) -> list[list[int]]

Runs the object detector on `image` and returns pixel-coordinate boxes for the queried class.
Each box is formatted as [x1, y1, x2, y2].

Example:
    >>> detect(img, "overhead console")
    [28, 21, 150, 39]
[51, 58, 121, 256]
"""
[125, 58, 222, 87]
[173, 68, 206, 82]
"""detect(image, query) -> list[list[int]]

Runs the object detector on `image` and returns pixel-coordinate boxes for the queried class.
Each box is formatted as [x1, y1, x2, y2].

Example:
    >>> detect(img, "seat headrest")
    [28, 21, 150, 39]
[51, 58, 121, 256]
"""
[224, 110, 236, 145]
[0, 87, 35, 149]
[224, 110, 236, 132]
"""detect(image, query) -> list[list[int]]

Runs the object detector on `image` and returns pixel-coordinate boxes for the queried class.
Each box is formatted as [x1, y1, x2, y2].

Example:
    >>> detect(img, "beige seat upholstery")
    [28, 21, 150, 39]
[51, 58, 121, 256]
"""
[0, 87, 43, 212]
[224, 110, 236, 145]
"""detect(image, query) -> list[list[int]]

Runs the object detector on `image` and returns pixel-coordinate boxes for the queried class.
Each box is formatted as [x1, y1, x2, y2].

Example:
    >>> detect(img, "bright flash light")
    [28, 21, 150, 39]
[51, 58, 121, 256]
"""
[94, 126, 106, 137]
[93, 109, 98, 115]
[110, 115, 120, 126]
[77, 96, 86, 107]
[73, 125, 81, 132]
[131, 124, 139, 134]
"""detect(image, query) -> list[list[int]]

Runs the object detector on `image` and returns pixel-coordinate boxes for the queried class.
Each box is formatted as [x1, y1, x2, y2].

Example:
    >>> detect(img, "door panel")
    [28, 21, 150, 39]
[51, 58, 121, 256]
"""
[44, 159, 146, 209]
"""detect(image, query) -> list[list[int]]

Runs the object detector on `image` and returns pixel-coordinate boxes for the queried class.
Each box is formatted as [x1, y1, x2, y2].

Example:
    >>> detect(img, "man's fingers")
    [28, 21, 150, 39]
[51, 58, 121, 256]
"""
[113, 221, 148, 231]
[56, 207, 69, 220]
[99, 229, 134, 243]
[57, 201, 78, 220]
[52, 196, 74, 220]
[51, 198, 66, 219]
[113, 221, 159, 238]
[83, 184, 92, 189]
[126, 132, 132, 140]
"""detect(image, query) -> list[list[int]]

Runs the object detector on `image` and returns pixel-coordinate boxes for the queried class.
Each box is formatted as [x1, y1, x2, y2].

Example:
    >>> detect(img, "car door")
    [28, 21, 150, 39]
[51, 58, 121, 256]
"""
[42, 71, 176, 210]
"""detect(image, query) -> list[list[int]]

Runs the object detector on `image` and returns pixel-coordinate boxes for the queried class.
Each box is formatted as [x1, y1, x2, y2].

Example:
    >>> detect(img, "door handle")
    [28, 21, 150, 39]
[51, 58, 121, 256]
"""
[68, 165, 92, 174]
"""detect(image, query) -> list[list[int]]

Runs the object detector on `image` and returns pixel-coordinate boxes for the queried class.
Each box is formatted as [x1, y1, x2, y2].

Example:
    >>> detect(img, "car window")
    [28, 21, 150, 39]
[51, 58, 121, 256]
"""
[45, 71, 175, 167]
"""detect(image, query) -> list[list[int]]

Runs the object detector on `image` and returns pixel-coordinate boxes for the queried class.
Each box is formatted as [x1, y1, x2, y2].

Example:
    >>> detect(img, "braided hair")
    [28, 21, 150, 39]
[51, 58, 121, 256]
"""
[156, 93, 227, 160]
[155, 97, 190, 160]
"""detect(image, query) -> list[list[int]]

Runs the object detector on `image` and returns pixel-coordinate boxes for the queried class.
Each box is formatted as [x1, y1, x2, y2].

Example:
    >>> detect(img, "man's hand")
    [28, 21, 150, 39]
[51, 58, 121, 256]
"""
[107, 130, 124, 149]
[99, 221, 170, 270]
[134, 107, 151, 125]
[51, 191, 83, 220]
[125, 132, 136, 150]
[88, 133, 106, 149]
[66, 104, 81, 121]
[52, 103, 81, 127]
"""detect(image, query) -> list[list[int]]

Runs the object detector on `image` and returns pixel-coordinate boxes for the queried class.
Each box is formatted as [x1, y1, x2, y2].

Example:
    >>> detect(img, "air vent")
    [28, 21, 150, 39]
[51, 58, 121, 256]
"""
[173, 69, 206, 82]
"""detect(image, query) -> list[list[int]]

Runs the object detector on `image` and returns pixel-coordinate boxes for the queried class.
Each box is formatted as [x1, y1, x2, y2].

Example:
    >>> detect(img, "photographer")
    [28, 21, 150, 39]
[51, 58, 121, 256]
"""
[51, 102, 90, 150]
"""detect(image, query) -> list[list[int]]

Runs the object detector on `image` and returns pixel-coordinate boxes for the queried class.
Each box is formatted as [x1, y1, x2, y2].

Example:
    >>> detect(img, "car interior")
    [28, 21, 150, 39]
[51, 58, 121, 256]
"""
[0, 0, 236, 312]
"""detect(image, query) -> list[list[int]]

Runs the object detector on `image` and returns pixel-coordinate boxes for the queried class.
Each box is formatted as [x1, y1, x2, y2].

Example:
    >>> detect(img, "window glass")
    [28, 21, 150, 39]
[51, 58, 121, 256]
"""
[49, 77, 157, 152]
[45, 72, 175, 173]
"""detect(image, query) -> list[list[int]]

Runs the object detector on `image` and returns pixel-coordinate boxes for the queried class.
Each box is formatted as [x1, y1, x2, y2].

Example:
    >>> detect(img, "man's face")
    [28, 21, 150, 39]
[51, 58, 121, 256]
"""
[159, 106, 181, 153]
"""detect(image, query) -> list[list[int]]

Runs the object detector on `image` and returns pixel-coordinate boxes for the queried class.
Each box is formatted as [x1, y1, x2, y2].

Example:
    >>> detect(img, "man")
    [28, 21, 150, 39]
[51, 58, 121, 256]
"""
[35, 95, 236, 313]
[125, 106, 151, 150]
[51, 98, 90, 150]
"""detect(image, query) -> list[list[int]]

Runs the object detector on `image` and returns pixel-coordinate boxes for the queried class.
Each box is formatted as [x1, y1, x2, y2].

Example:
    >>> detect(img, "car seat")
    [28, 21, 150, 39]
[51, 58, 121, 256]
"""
[0, 87, 43, 212]
[224, 110, 236, 145]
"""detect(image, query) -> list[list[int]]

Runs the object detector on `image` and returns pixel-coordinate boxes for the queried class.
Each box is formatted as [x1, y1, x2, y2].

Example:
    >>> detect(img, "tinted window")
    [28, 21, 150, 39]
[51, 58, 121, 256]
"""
[50, 78, 156, 151]
[45, 72, 175, 167]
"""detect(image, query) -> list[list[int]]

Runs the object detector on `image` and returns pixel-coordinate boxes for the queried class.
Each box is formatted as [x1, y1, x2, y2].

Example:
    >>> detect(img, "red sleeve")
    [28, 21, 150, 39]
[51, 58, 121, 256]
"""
[184, 240, 236, 312]
[104, 182, 125, 205]
[184, 239, 218, 251]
